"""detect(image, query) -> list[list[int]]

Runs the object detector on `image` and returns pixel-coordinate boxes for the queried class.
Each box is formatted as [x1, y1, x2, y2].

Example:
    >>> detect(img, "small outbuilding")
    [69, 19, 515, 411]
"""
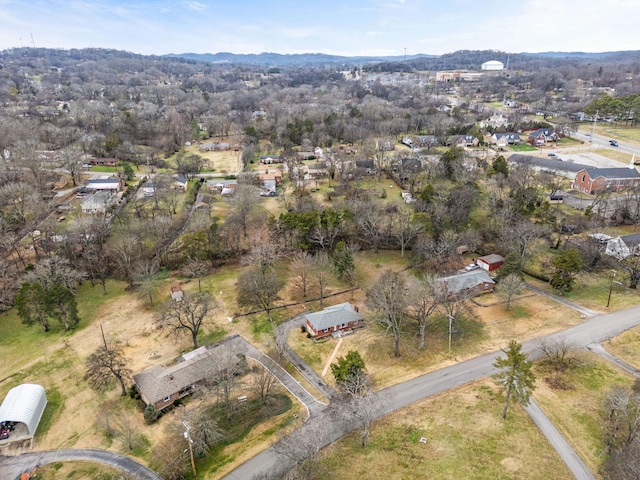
[0, 384, 47, 439]
[476, 254, 504, 272]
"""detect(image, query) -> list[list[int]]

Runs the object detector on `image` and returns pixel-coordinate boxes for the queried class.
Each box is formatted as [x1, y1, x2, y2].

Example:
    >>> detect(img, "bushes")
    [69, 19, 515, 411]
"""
[143, 404, 161, 424]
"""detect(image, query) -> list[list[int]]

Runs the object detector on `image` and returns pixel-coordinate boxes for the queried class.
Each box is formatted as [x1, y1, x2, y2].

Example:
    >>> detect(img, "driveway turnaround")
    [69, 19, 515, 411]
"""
[0, 449, 162, 480]
[226, 334, 328, 418]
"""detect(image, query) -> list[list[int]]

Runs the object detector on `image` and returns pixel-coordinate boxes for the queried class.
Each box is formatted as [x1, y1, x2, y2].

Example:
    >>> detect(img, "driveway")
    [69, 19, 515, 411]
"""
[0, 449, 162, 480]
[226, 334, 328, 418]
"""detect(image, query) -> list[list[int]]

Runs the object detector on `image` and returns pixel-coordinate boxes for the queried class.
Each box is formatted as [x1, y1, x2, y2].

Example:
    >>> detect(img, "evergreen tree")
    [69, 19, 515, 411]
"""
[493, 340, 536, 419]
[491, 155, 509, 176]
[550, 248, 582, 294]
[333, 241, 355, 284]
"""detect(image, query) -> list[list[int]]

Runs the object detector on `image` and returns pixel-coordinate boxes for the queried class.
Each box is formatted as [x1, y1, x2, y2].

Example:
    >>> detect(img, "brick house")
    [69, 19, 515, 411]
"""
[133, 344, 244, 410]
[90, 157, 119, 167]
[571, 168, 640, 194]
[305, 303, 365, 340]
[527, 128, 558, 146]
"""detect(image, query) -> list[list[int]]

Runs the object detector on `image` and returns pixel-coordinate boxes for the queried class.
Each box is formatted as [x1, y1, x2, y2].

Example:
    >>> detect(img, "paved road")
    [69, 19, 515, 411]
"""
[223, 304, 640, 480]
[587, 342, 640, 377]
[0, 449, 162, 480]
[524, 398, 597, 480]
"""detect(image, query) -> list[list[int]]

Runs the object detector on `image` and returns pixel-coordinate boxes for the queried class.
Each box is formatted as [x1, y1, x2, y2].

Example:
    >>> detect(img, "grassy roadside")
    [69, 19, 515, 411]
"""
[317, 378, 572, 480]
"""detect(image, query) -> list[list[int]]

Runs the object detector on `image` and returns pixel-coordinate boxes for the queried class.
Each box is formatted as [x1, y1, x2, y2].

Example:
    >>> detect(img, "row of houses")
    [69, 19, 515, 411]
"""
[400, 128, 558, 151]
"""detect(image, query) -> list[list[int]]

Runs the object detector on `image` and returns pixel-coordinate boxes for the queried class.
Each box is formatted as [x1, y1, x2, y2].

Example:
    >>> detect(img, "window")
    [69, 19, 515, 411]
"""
[162, 395, 172, 403]
[582, 174, 586, 182]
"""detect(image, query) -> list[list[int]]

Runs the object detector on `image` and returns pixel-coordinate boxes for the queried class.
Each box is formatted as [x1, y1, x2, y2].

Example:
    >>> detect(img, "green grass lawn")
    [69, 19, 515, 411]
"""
[510, 143, 538, 152]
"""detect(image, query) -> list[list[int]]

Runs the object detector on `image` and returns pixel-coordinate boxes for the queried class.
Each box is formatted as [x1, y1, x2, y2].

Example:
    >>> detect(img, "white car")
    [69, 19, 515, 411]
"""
[464, 263, 479, 272]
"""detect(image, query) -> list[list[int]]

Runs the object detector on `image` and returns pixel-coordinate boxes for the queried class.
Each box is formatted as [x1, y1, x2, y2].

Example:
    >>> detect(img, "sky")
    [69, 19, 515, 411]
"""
[1, 0, 639, 57]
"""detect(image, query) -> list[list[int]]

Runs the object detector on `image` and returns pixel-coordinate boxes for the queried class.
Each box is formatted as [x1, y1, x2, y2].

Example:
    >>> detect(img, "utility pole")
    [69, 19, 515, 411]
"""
[590, 109, 598, 143]
[607, 270, 617, 308]
[183, 421, 197, 480]
[100, 323, 108, 349]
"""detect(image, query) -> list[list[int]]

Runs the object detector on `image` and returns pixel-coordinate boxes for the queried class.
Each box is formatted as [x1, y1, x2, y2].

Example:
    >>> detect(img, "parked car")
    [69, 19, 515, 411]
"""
[260, 190, 276, 197]
[464, 263, 479, 272]
[609, 140, 619, 147]
[547, 152, 556, 157]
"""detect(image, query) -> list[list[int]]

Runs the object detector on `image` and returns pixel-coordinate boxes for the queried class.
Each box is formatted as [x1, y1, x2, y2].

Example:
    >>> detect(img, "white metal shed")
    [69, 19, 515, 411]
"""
[0, 383, 48, 437]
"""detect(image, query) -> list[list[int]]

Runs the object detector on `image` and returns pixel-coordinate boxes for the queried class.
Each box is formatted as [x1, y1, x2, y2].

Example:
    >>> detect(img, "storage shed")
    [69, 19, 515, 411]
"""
[0, 384, 48, 438]
[477, 254, 504, 272]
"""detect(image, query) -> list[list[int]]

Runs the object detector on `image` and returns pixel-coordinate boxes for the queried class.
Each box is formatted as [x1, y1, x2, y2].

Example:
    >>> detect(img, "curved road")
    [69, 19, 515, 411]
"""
[224, 304, 640, 480]
[0, 449, 162, 480]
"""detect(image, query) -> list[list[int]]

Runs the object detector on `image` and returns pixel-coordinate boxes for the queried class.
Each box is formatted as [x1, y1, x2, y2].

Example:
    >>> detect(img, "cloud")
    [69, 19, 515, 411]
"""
[184, 1, 207, 11]
[366, 31, 384, 36]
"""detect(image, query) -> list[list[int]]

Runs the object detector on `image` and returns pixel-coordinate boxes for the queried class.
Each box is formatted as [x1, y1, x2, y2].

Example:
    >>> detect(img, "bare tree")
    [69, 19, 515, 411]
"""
[290, 251, 313, 298]
[236, 265, 284, 322]
[183, 256, 209, 292]
[84, 342, 131, 397]
[213, 345, 245, 417]
[311, 251, 332, 306]
[59, 145, 83, 186]
[434, 283, 472, 354]
[158, 292, 214, 349]
[366, 270, 408, 357]
[133, 259, 159, 306]
[273, 420, 330, 480]
[25, 255, 85, 293]
[496, 273, 525, 311]
[228, 183, 259, 237]
[407, 274, 439, 350]
[394, 210, 424, 258]
[249, 365, 277, 405]
[539, 337, 576, 373]
[604, 386, 640, 451]
[118, 411, 137, 450]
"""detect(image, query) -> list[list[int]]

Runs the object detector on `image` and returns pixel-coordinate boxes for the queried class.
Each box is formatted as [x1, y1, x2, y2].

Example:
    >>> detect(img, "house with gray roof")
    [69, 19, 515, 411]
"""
[81, 191, 114, 215]
[133, 344, 244, 410]
[571, 167, 640, 194]
[490, 132, 521, 147]
[435, 270, 495, 297]
[508, 154, 589, 178]
[305, 302, 365, 340]
[82, 177, 122, 194]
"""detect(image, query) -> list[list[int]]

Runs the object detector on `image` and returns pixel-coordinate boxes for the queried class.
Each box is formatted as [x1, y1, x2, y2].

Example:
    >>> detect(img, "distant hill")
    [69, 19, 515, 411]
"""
[165, 51, 435, 67]
[167, 49, 640, 69]
[530, 50, 640, 60]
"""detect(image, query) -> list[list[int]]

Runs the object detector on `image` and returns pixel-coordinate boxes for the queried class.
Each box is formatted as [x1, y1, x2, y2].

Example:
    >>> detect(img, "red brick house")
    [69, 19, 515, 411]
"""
[133, 344, 243, 410]
[305, 303, 365, 340]
[527, 128, 558, 146]
[571, 168, 640, 194]
[90, 157, 119, 167]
